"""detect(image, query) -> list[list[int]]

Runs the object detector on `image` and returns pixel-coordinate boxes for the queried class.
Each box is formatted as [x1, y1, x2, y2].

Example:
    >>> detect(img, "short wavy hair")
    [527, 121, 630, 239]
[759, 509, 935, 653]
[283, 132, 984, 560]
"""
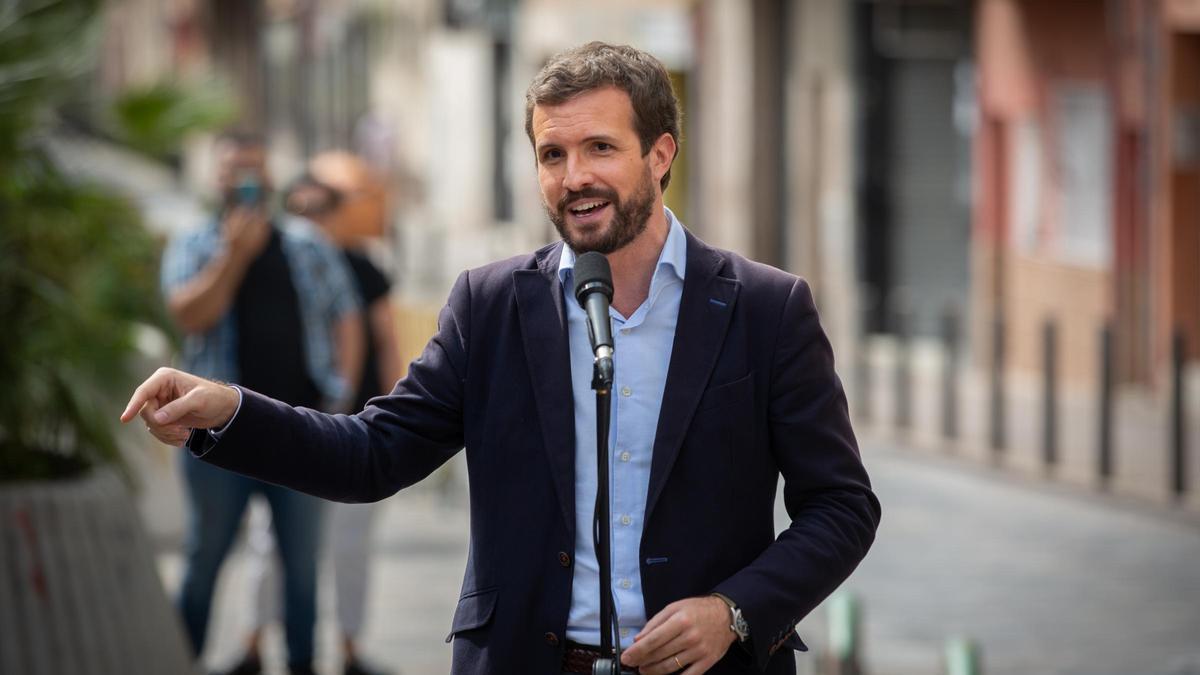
[524, 42, 681, 191]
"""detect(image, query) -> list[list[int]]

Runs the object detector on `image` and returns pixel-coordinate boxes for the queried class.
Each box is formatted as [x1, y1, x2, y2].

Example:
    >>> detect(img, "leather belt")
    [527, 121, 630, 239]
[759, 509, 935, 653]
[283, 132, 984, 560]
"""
[562, 641, 641, 674]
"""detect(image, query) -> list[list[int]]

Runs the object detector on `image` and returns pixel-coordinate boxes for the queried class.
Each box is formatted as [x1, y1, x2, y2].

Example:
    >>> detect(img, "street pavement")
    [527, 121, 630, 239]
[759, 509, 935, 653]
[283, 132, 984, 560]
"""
[154, 439, 1200, 675]
[832, 434, 1200, 675]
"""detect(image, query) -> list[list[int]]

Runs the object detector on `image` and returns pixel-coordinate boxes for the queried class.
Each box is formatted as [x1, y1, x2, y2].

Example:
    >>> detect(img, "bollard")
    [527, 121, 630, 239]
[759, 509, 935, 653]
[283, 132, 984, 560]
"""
[989, 314, 1006, 457]
[1098, 323, 1114, 489]
[856, 289, 877, 424]
[856, 340, 872, 424]
[826, 592, 862, 675]
[944, 637, 982, 675]
[1042, 318, 1058, 472]
[1171, 329, 1187, 499]
[941, 305, 960, 441]
[893, 302, 912, 432]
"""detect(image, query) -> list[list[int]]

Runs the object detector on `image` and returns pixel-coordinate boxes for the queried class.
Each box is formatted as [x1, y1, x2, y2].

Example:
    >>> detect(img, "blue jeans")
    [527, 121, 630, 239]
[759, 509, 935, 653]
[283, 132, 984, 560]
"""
[177, 450, 324, 668]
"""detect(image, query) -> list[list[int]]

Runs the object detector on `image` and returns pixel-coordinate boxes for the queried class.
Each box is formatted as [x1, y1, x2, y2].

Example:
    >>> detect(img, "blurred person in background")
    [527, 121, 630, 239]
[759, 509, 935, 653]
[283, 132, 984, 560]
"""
[238, 159, 402, 675]
[160, 131, 363, 675]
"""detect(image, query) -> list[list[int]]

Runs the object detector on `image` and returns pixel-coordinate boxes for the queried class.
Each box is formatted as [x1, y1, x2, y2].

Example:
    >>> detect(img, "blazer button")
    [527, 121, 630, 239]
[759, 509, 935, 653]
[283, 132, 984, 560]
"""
[558, 551, 571, 567]
[545, 631, 559, 646]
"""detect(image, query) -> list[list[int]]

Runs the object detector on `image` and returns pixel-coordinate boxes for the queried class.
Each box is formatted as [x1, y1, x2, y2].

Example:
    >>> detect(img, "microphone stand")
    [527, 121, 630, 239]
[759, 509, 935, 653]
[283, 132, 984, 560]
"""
[591, 350, 620, 675]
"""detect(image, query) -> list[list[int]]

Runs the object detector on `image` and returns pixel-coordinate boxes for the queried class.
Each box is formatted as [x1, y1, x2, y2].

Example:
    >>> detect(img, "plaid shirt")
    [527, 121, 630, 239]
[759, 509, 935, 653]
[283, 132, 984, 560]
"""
[161, 214, 360, 409]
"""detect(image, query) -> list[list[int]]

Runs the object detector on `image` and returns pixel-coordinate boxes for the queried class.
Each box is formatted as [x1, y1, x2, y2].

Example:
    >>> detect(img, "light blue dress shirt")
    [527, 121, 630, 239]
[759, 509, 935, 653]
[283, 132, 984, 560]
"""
[558, 208, 687, 649]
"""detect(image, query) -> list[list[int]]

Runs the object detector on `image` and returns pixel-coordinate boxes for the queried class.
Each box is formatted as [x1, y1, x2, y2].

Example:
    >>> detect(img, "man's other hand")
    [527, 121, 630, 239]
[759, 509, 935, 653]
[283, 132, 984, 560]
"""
[120, 367, 240, 446]
[621, 595, 737, 675]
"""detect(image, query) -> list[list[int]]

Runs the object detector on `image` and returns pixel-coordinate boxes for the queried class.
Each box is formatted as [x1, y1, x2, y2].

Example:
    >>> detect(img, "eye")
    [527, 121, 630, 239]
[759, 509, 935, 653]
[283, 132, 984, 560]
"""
[594, 142, 613, 152]
[540, 148, 563, 163]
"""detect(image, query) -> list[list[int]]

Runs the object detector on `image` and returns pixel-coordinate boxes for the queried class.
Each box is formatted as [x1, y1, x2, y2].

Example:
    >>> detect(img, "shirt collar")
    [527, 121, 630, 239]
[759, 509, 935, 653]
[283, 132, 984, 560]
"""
[557, 206, 687, 288]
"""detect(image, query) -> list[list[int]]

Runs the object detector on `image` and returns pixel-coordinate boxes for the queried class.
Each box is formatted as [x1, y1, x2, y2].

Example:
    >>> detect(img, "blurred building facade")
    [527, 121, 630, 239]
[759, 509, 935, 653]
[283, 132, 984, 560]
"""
[85, 0, 1200, 505]
[973, 0, 1200, 391]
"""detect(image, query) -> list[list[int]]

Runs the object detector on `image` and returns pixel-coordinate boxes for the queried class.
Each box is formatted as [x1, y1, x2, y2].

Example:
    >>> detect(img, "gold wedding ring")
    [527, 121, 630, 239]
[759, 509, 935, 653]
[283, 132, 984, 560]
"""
[673, 655, 683, 670]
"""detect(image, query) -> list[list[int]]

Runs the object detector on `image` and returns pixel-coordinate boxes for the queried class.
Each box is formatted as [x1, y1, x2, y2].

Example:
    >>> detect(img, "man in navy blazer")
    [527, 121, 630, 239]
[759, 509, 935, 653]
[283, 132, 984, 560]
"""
[125, 42, 879, 675]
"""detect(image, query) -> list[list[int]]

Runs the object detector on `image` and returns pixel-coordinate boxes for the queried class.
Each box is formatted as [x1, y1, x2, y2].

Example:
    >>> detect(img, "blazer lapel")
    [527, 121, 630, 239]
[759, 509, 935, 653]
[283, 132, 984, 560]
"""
[645, 233, 739, 523]
[513, 243, 575, 533]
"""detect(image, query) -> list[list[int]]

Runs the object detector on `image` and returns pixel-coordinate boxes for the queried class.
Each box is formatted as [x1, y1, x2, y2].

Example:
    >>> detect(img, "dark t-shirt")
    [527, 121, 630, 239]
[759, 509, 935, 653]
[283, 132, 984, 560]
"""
[343, 248, 392, 411]
[234, 226, 322, 409]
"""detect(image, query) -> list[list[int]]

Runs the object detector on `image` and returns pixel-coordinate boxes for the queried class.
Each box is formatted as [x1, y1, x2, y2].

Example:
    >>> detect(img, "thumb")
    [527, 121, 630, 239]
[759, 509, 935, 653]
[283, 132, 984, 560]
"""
[153, 388, 201, 426]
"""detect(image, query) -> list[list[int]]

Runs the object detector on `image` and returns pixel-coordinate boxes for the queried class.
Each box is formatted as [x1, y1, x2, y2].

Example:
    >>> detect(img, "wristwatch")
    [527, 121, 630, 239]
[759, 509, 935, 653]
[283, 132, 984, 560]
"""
[712, 593, 750, 643]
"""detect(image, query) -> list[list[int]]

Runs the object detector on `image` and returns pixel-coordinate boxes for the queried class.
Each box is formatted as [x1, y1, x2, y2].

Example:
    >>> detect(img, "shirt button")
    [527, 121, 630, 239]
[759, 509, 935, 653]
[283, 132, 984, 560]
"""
[619, 451, 631, 462]
[558, 551, 571, 567]
[621, 386, 632, 397]
[620, 328, 631, 335]
[620, 514, 632, 526]
[544, 631, 559, 646]
[620, 578, 632, 589]
[620, 627, 631, 638]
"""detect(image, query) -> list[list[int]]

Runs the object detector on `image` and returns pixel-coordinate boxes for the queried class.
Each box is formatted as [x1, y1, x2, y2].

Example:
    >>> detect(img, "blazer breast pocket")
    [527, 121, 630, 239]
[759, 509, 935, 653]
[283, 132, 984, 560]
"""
[695, 371, 754, 415]
[688, 372, 757, 506]
[689, 373, 755, 458]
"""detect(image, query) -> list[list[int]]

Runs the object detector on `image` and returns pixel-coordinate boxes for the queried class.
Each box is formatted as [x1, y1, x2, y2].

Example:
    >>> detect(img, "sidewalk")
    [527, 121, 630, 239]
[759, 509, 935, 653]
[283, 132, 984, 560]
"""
[856, 335, 1200, 512]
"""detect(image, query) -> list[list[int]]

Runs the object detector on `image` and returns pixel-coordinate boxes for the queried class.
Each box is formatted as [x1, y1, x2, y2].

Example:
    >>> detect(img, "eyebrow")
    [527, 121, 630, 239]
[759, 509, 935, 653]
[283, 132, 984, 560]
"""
[536, 134, 622, 154]
[583, 134, 620, 144]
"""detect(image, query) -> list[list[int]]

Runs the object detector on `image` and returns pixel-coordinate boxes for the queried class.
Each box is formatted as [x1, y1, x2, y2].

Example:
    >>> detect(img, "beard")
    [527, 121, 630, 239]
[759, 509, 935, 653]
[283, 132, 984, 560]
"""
[545, 165, 656, 255]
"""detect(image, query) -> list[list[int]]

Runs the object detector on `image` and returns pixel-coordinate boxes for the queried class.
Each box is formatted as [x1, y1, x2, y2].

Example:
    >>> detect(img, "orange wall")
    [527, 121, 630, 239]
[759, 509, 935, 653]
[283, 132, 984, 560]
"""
[974, 0, 1116, 384]
[977, 0, 1038, 117]
[1165, 0, 1200, 29]
[1166, 31, 1200, 361]
[1007, 256, 1110, 387]
[977, 0, 1107, 116]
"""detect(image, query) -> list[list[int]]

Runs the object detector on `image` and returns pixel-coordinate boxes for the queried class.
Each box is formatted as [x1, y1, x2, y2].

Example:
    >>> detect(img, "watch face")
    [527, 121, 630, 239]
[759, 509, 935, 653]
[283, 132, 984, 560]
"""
[731, 608, 749, 640]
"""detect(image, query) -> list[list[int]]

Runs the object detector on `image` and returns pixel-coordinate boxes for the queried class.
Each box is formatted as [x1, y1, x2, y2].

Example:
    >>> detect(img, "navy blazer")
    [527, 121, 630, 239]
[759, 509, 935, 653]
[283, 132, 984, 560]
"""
[191, 231, 880, 674]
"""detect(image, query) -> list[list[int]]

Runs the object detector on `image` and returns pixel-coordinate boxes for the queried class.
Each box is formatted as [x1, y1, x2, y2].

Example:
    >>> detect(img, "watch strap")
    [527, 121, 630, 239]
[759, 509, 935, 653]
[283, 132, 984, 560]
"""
[711, 593, 750, 642]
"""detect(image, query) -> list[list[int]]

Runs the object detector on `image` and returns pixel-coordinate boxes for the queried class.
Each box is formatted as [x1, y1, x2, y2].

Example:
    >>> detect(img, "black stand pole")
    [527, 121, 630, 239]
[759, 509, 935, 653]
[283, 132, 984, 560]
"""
[592, 355, 620, 675]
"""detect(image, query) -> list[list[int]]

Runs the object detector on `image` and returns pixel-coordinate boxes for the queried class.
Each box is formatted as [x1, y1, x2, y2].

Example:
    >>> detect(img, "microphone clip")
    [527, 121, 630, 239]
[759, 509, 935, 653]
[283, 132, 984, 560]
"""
[592, 348, 614, 391]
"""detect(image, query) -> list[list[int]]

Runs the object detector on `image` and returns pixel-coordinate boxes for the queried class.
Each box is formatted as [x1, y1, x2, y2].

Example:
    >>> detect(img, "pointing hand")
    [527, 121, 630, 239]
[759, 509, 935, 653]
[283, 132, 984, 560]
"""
[120, 367, 240, 446]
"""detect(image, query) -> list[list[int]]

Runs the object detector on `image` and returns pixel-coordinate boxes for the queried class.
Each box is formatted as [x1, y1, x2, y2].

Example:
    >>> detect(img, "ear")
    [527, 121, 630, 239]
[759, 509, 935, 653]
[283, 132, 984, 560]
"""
[648, 132, 677, 186]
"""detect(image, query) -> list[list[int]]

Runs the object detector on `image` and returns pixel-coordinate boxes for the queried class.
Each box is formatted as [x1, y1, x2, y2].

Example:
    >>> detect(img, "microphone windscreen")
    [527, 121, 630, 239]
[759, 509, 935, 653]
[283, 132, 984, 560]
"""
[573, 251, 613, 305]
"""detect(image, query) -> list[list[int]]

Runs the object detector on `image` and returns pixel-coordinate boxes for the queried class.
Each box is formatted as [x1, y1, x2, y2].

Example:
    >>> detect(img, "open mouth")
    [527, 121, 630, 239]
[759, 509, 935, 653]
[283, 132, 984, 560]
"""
[568, 200, 611, 218]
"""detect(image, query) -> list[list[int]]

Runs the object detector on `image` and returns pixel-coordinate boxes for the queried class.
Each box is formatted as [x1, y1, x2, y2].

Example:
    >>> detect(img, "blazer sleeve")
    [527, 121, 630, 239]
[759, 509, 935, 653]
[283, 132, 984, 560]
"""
[711, 278, 881, 670]
[187, 270, 473, 503]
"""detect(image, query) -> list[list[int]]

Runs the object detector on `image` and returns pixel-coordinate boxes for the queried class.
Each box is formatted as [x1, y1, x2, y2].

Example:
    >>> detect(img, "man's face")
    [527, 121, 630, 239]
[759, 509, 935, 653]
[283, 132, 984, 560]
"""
[215, 142, 271, 207]
[531, 87, 663, 255]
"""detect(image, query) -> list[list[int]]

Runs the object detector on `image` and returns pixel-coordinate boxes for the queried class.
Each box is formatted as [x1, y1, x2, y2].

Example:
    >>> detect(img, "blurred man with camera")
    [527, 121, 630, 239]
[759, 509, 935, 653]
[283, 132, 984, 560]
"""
[159, 131, 363, 675]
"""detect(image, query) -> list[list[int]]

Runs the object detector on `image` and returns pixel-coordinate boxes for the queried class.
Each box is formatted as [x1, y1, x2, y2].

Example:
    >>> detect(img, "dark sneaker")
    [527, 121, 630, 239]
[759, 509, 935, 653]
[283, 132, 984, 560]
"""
[344, 658, 392, 675]
[212, 656, 262, 675]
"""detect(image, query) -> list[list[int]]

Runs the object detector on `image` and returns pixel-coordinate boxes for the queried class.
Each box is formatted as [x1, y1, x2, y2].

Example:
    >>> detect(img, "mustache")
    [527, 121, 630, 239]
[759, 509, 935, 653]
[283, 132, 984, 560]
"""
[557, 187, 618, 212]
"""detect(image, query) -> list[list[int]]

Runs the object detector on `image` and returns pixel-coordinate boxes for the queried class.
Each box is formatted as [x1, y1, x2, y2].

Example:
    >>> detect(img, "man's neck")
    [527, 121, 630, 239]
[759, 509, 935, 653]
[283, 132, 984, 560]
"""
[607, 206, 670, 317]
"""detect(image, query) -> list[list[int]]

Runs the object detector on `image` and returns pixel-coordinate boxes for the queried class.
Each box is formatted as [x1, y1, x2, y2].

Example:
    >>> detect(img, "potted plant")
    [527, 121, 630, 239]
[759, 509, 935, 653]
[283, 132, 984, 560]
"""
[0, 1, 193, 671]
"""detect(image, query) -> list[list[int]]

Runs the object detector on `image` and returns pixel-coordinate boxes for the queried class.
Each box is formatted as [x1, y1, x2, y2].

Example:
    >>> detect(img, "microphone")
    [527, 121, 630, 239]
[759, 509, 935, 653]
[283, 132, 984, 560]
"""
[572, 251, 615, 387]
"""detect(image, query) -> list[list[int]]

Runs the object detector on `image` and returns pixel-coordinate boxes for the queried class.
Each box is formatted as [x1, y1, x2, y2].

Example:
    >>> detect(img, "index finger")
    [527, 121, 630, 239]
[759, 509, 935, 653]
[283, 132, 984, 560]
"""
[623, 609, 680, 662]
[120, 371, 168, 423]
[635, 599, 682, 643]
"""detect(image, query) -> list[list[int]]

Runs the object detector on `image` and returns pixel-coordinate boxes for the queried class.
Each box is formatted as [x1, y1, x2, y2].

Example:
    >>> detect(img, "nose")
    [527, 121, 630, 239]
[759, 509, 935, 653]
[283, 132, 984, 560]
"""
[562, 155, 594, 193]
